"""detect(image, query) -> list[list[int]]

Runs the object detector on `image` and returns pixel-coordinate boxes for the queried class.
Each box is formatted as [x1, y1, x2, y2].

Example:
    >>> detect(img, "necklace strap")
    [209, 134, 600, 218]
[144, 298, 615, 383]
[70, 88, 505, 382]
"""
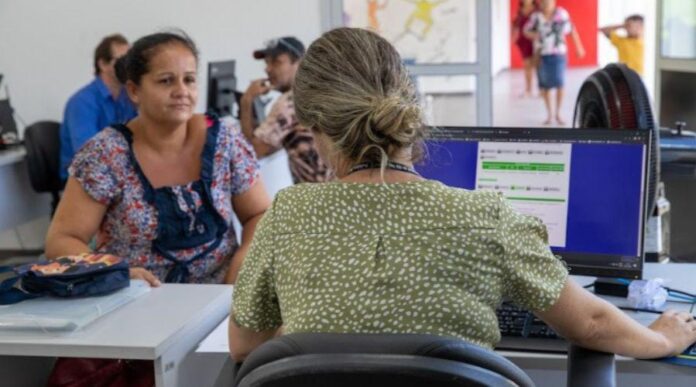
[348, 161, 419, 176]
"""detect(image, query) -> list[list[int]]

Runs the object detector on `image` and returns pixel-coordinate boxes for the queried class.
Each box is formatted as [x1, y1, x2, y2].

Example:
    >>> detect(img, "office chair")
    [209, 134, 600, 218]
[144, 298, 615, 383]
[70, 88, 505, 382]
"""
[233, 333, 616, 387]
[23, 121, 64, 217]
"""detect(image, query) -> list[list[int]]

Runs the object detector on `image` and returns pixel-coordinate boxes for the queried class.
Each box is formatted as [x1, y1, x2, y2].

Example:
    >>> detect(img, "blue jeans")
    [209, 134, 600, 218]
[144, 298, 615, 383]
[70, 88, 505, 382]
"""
[538, 54, 567, 89]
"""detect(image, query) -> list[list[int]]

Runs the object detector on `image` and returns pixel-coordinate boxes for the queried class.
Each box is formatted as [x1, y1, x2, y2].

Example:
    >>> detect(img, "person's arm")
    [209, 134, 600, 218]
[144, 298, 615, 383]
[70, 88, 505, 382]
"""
[523, 14, 539, 41]
[535, 279, 696, 358]
[497, 196, 695, 359]
[227, 198, 282, 361]
[45, 178, 104, 258]
[45, 178, 161, 286]
[511, 16, 521, 42]
[599, 24, 624, 39]
[225, 180, 271, 284]
[229, 317, 281, 361]
[240, 79, 276, 158]
[571, 25, 586, 58]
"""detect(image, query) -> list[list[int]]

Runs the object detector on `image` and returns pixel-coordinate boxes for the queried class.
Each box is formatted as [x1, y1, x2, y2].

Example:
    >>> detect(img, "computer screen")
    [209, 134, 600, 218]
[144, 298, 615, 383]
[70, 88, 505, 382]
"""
[416, 127, 650, 279]
[206, 60, 237, 117]
[660, 70, 696, 129]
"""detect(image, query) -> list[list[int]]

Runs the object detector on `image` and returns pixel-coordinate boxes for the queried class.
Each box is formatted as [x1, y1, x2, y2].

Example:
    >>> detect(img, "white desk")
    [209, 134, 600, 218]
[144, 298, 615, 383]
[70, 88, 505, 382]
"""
[0, 146, 51, 234]
[0, 284, 232, 387]
[498, 263, 696, 387]
[0, 146, 26, 167]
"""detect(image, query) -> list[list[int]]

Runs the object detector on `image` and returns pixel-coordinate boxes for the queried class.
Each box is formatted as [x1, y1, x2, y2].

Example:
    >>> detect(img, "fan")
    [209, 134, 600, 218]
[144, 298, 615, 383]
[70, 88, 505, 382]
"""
[573, 63, 659, 214]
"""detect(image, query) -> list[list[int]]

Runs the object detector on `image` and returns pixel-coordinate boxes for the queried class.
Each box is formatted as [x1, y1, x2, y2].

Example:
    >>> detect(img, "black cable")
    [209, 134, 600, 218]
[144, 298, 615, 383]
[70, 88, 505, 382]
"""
[664, 286, 696, 299]
[618, 306, 663, 315]
[619, 306, 696, 318]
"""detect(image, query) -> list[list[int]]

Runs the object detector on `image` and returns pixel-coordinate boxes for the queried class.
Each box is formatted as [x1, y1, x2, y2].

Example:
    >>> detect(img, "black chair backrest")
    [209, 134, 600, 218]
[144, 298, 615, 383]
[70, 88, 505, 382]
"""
[235, 333, 534, 387]
[24, 121, 64, 194]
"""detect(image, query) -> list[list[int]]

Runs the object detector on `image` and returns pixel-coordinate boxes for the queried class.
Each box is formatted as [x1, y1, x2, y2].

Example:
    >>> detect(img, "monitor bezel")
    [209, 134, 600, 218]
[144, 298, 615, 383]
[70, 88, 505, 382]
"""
[422, 126, 652, 280]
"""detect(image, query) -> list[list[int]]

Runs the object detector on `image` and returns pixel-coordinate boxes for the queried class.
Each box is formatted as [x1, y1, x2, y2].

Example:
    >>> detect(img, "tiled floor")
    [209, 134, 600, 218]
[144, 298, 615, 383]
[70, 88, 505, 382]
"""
[423, 67, 601, 129]
[493, 67, 598, 129]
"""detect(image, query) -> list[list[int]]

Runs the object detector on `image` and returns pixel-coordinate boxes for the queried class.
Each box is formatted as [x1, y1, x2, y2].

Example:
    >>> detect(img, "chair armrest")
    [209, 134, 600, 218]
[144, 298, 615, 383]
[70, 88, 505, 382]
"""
[567, 344, 616, 387]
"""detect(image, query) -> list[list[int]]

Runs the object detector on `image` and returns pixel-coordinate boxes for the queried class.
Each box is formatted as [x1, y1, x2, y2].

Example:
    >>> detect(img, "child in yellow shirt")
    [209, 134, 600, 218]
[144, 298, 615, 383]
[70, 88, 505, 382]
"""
[600, 15, 644, 75]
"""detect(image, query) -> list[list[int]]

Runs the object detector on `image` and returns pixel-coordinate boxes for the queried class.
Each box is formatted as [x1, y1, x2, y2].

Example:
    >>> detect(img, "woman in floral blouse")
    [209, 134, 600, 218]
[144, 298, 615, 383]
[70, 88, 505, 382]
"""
[46, 31, 270, 285]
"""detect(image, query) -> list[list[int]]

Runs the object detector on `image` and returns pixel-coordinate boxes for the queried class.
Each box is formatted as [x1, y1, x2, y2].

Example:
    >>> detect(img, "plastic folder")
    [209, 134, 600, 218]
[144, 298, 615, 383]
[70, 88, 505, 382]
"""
[0, 280, 150, 335]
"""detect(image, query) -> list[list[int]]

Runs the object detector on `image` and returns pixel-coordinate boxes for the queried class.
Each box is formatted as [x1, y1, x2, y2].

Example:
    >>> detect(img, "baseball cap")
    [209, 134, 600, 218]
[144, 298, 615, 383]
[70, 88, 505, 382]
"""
[253, 37, 305, 60]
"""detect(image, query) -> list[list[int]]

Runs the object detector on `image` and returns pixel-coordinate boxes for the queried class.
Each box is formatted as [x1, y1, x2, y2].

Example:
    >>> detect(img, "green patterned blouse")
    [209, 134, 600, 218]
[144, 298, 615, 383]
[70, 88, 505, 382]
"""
[233, 180, 568, 349]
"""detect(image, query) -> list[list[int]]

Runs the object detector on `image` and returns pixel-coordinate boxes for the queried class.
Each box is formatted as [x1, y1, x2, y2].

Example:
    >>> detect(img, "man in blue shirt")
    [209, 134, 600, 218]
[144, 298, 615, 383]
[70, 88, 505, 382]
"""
[59, 34, 137, 180]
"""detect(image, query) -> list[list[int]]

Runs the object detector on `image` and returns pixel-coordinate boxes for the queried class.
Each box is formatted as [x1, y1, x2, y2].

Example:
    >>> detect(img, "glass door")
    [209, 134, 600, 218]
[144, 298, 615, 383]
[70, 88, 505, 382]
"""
[322, 0, 493, 126]
[655, 0, 696, 128]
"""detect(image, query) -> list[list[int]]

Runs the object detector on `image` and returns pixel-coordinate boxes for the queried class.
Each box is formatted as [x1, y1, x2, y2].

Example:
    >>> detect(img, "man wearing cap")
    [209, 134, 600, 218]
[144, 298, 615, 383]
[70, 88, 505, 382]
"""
[240, 36, 330, 184]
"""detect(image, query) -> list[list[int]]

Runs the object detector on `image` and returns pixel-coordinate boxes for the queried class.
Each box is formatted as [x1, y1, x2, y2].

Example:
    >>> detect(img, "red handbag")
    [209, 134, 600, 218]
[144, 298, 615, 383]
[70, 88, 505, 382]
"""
[47, 357, 154, 387]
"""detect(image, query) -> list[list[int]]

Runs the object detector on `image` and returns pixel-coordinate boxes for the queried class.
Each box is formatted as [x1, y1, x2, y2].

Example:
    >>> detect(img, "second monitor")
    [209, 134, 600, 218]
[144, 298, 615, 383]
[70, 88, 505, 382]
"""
[417, 127, 651, 279]
[207, 60, 237, 117]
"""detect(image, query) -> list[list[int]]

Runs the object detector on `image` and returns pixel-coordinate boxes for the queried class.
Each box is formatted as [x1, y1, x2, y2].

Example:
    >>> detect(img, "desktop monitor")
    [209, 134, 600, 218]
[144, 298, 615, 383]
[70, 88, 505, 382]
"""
[660, 70, 696, 130]
[206, 60, 237, 117]
[416, 127, 651, 279]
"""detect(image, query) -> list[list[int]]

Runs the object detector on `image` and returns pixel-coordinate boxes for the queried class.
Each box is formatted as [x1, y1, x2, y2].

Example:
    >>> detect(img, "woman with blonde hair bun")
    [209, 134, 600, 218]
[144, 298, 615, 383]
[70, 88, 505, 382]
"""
[229, 27, 696, 362]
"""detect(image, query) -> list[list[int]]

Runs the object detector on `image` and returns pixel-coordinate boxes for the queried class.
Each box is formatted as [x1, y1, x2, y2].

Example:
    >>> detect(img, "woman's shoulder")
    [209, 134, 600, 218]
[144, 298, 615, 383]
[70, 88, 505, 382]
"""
[215, 114, 241, 136]
[272, 183, 326, 208]
[426, 182, 505, 215]
[78, 126, 130, 158]
[68, 127, 131, 189]
[555, 7, 570, 20]
[273, 181, 506, 221]
[211, 115, 245, 150]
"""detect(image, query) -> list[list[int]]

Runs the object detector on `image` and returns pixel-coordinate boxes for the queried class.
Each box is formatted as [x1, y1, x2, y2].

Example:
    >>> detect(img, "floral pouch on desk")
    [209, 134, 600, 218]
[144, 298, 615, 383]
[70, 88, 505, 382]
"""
[0, 253, 129, 304]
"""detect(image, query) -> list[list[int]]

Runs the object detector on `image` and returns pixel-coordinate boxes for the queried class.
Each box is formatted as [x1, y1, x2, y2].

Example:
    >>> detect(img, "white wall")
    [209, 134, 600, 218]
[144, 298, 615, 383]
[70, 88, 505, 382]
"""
[0, 0, 322, 130]
[597, 0, 657, 98]
[491, 0, 511, 76]
[0, 0, 321, 246]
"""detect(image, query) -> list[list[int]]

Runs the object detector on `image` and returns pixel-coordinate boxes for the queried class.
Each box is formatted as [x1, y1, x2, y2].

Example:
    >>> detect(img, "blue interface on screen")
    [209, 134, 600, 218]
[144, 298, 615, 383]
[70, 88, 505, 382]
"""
[416, 128, 649, 278]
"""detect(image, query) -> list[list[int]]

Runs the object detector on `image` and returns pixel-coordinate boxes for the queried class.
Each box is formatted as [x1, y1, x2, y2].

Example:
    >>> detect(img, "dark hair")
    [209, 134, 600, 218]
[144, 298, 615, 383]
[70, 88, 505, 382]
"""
[94, 34, 129, 76]
[626, 14, 644, 24]
[518, 0, 539, 10]
[121, 30, 199, 85]
[253, 37, 305, 63]
[114, 56, 128, 85]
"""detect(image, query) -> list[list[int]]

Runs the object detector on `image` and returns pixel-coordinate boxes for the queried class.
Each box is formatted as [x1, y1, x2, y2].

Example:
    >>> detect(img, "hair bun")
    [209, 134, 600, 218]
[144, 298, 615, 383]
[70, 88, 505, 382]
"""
[370, 95, 420, 145]
[294, 28, 427, 166]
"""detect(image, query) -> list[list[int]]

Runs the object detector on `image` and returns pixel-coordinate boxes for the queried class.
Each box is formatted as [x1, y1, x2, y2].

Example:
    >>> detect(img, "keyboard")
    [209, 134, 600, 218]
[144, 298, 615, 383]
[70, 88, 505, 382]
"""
[496, 303, 567, 352]
[686, 344, 696, 356]
[496, 303, 696, 361]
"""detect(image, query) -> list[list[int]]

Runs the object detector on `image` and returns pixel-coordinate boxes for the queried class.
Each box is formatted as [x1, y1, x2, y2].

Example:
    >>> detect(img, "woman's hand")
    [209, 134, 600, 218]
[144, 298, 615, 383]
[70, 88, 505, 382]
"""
[130, 267, 162, 287]
[575, 46, 586, 59]
[524, 31, 539, 41]
[648, 310, 696, 356]
[536, 279, 696, 359]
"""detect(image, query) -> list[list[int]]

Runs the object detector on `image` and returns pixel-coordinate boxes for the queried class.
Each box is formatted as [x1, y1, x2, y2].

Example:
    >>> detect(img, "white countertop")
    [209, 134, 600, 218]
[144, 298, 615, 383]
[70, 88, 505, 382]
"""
[0, 283, 233, 360]
[0, 146, 26, 167]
